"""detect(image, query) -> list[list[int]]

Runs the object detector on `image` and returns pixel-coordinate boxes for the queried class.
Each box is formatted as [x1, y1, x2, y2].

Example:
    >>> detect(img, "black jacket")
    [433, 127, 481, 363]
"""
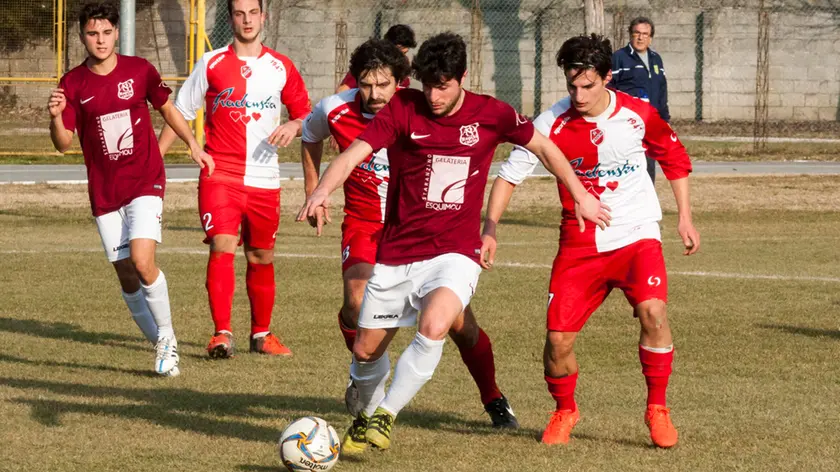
[609, 44, 670, 122]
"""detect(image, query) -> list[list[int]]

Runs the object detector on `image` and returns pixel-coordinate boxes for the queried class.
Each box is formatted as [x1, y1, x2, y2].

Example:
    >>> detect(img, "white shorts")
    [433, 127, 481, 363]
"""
[95, 196, 163, 262]
[357, 253, 482, 329]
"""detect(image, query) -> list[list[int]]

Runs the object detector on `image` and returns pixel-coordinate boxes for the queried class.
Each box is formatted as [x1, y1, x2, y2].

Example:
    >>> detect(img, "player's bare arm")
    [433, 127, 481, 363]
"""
[158, 101, 215, 175]
[524, 132, 611, 231]
[669, 177, 700, 255]
[300, 139, 326, 229]
[48, 88, 74, 153]
[157, 124, 179, 157]
[268, 118, 304, 147]
[295, 139, 373, 234]
[480, 177, 517, 269]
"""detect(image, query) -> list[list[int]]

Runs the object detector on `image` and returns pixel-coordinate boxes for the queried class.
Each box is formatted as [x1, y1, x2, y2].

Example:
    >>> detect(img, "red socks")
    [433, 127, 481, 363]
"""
[206, 252, 235, 333]
[639, 345, 674, 406]
[247, 262, 275, 335]
[546, 371, 578, 412]
[457, 328, 502, 405]
[338, 311, 356, 352]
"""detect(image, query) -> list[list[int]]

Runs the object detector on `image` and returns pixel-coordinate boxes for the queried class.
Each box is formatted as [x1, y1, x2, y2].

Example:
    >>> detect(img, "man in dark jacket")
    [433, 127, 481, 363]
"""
[610, 17, 669, 183]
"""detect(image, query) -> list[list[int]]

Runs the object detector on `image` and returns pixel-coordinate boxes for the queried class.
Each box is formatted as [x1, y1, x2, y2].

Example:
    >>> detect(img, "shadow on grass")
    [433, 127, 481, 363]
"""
[2, 375, 535, 443]
[0, 316, 200, 349]
[574, 433, 653, 449]
[757, 323, 840, 340]
[0, 353, 153, 377]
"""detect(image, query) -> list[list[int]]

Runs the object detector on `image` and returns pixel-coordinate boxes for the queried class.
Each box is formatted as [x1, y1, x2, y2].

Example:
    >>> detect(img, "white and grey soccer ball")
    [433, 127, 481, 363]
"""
[278, 416, 340, 471]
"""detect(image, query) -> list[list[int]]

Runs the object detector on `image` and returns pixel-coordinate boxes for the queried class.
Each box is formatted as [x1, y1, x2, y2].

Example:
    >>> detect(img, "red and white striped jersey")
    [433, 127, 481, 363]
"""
[301, 89, 388, 223]
[175, 45, 311, 189]
[499, 89, 692, 254]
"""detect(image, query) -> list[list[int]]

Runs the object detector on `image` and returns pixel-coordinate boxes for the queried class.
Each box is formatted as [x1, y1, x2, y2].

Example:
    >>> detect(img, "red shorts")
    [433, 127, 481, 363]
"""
[198, 177, 280, 249]
[546, 239, 668, 332]
[340, 215, 383, 273]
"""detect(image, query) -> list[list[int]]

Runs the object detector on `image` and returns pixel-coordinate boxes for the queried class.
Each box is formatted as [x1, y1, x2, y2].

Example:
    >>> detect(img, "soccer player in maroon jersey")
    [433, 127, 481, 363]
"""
[301, 38, 519, 428]
[298, 32, 610, 453]
[158, 0, 311, 358]
[47, 2, 212, 376]
[483, 34, 700, 448]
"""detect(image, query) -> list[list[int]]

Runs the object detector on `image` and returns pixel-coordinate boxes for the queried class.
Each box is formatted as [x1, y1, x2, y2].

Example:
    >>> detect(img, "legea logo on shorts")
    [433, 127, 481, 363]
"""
[424, 155, 470, 211]
[372, 314, 399, 320]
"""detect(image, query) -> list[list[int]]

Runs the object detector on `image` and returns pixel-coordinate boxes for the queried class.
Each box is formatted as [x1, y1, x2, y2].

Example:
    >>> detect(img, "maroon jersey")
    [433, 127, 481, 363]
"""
[59, 55, 171, 216]
[359, 89, 535, 265]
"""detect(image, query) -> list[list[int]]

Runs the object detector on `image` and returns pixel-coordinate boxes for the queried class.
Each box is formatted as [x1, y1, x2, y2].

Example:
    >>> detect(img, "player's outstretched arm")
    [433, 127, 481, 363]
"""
[480, 177, 517, 269]
[301, 140, 326, 230]
[158, 101, 214, 175]
[523, 132, 611, 231]
[295, 139, 373, 235]
[669, 177, 700, 255]
[48, 88, 73, 153]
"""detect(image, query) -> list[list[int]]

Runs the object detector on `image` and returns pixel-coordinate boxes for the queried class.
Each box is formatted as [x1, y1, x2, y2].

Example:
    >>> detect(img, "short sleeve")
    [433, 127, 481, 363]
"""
[301, 98, 331, 143]
[497, 108, 555, 185]
[174, 56, 210, 120]
[642, 105, 692, 180]
[494, 99, 534, 146]
[279, 57, 312, 120]
[58, 74, 77, 133]
[144, 60, 172, 110]
[358, 95, 402, 150]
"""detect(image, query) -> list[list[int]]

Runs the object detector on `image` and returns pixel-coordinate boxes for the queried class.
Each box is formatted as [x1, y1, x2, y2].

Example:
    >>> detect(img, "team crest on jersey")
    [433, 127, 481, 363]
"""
[240, 65, 252, 79]
[117, 79, 134, 100]
[459, 123, 480, 146]
[590, 128, 605, 146]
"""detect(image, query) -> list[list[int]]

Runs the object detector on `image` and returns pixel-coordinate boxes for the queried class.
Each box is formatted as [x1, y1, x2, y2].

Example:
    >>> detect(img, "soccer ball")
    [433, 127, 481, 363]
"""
[278, 416, 340, 471]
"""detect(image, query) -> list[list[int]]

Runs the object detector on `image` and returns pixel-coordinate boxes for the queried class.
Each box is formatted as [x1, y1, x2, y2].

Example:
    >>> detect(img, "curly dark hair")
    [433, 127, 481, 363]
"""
[411, 32, 467, 85]
[349, 38, 411, 84]
[78, 2, 119, 31]
[384, 24, 417, 49]
[556, 33, 613, 80]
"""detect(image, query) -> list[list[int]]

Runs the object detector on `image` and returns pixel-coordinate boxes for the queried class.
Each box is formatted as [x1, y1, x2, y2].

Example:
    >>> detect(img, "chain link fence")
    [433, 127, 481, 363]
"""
[0, 0, 837, 158]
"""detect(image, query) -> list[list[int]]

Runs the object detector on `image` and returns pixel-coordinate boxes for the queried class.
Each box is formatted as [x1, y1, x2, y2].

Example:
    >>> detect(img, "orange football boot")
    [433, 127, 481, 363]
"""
[207, 332, 235, 359]
[645, 404, 679, 448]
[541, 408, 580, 445]
[250, 333, 292, 356]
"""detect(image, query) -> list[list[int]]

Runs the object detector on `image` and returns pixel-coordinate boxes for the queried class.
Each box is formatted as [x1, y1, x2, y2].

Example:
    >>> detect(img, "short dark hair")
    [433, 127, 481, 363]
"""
[349, 38, 411, 84]
[556, 34, 613, 80]
[411, 32, 467, 85]
[78, 2, 119, 31]
[383, 24, 417, 49]
[227, 0, 264, 17]
[628, 16, 655, 37]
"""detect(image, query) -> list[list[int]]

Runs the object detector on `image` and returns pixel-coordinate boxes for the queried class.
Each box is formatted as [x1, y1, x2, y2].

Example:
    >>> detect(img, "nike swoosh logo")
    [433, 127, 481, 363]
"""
[81, 96, 94, 104]
[670, 134, 677, 142]
[411, 132, 431, 139]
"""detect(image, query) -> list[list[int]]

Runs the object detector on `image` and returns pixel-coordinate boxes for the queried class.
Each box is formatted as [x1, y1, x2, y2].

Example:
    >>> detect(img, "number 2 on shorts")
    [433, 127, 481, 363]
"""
[202, 212, 214, 231]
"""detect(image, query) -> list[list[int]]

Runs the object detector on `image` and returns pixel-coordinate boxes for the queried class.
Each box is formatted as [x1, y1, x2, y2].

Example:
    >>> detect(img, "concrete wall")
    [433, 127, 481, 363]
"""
[2, 0, 839, 122]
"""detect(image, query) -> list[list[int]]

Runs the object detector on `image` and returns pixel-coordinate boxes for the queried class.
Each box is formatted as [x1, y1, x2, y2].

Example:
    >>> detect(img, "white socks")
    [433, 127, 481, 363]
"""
[351, 353, 391, 418]
[140, 270, 175, 340]
[379, 332, 445, 417]
[122, 289, 158, 344]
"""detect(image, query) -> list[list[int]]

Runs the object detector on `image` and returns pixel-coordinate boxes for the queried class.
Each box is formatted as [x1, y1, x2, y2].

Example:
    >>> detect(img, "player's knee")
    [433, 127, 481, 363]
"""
[545, 332, 575, 361]
[637, 300, 668, 332]
[352, 342, 383, 363]
[210, 235, 238, 253]
[130, 257, 157, 283]
[418, 317, 451, 341]
[245, 248, 274, 265]
[113, 259, 140, 291]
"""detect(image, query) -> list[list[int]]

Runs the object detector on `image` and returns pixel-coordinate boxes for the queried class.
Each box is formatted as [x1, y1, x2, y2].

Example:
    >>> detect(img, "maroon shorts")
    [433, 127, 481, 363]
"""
[198, 177, 280, 249]
[546, 239, 668, 332]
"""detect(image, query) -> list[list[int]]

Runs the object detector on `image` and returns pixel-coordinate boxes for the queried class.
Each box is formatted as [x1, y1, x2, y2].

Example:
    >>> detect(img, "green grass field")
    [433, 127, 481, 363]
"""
[1, 176, 839, 471]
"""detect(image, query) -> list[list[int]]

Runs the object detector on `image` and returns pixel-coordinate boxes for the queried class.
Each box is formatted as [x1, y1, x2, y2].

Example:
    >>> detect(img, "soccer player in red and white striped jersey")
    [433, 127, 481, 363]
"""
[484, 34, 700, 448]
[159, 0, 311, 358]
[301, 38, 518, 429]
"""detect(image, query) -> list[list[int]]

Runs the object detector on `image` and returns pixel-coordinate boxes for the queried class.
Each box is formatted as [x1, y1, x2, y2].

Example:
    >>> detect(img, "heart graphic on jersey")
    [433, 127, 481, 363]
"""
[229, 111, 251, 124]
[606, 181, 619, 191]
[583, 180, 606, 197]
[252, 112, 262, 121]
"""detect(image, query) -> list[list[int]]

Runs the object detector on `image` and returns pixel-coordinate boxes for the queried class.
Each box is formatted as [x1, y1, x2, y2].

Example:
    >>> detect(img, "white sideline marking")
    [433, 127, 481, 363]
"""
[2, 248, 839, 283]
